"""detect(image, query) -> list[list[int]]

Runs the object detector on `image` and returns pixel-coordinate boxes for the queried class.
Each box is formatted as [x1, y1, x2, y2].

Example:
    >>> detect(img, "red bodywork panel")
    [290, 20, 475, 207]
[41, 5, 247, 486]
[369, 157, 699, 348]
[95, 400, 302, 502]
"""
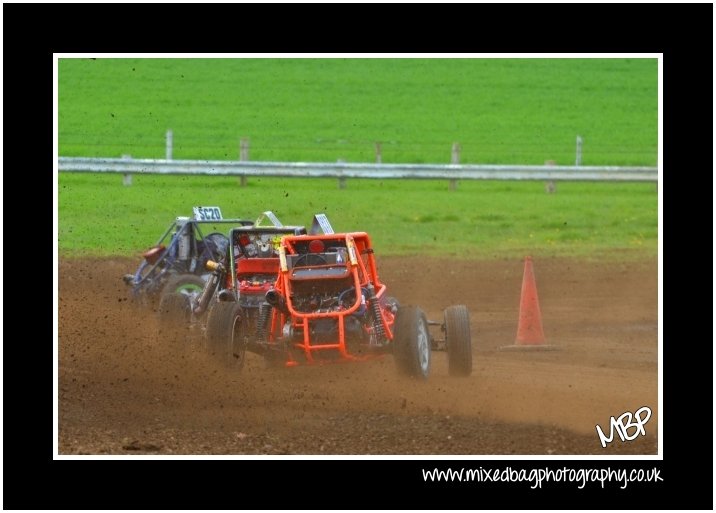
[142, 244, 166, 265]
[233, 257, 279, 296]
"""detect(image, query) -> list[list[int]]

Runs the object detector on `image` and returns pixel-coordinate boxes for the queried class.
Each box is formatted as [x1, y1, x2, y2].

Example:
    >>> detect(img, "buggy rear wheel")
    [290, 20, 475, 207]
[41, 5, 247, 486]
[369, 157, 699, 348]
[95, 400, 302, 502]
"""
[444, 305, 472, 376]
[205, 302, 246, 370]
[392, 305, 431, 379]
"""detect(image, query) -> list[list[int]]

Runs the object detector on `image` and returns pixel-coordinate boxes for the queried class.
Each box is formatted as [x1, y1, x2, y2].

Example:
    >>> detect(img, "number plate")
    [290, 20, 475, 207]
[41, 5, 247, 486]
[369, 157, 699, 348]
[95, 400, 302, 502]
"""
[193, 206, 223, 221]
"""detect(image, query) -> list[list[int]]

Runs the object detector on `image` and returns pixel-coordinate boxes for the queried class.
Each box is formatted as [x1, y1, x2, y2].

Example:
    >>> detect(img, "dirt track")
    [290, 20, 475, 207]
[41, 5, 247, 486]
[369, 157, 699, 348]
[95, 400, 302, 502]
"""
[58, 256, 658, 455]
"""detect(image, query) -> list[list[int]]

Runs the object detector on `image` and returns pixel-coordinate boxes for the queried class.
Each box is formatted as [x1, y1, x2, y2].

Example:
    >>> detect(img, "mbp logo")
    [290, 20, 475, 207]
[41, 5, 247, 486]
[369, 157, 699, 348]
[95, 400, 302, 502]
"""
[595, 406, 652, 448]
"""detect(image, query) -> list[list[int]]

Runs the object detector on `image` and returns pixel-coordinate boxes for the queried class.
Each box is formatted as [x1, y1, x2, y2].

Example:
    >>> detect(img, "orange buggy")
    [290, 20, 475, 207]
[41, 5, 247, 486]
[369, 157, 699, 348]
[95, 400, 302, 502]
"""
[205, 229, 472, 379]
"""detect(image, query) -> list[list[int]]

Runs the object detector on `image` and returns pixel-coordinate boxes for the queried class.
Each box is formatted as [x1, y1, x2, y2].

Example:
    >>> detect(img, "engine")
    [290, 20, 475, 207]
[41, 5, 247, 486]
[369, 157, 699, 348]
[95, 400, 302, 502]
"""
[238, 273, 276, 308]
[289, 286, 366, 314]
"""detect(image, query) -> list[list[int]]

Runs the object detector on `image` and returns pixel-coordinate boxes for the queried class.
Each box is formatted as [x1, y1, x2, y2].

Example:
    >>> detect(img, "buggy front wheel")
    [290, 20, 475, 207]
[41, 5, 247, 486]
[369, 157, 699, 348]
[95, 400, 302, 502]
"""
[392, 305, 431, 379]
[158, 292, 191, 327]
[161, 273, 205, 297]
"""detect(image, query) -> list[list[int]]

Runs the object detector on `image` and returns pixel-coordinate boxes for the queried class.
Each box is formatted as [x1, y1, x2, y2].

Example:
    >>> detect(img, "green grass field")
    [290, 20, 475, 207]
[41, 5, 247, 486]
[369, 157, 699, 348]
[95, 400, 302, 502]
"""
[59, 58, 657, 166]
[58, 173, 657, 259]
[58, 58, 658, 259]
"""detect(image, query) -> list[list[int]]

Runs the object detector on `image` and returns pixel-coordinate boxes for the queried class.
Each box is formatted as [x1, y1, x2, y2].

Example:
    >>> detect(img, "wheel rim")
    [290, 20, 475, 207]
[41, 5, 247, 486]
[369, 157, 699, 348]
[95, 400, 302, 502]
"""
[176, 283, 202, 295]
[416, 318, 429, 374]
[228, 313, 244, 366]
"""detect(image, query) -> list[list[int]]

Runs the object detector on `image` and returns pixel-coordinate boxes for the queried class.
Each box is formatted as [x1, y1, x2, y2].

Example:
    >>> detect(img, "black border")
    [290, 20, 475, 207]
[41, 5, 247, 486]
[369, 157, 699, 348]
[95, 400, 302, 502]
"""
[3, 3, 712, 510]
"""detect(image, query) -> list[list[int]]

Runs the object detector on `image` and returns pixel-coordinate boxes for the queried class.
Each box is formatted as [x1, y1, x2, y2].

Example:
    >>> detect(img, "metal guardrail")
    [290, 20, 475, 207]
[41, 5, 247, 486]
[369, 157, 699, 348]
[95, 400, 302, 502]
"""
[58, 157, 658, 182]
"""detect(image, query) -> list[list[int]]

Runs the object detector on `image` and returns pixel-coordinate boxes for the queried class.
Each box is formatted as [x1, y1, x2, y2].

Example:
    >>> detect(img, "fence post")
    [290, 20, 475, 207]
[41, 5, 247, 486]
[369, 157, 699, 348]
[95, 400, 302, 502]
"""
[449, 142, 460, 191]
[576, 135, 583, 166]
[122, 154, 132, 186]
[239, 138, 249, 186]
[337, 159, 347, 189]
[166, 129, 173, 160]
[545, 160, 556, 194]
[375, 142, 382, 164]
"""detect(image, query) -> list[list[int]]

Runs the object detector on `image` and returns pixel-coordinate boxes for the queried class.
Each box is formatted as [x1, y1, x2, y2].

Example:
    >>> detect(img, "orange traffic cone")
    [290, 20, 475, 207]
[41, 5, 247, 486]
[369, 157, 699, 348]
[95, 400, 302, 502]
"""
[516, 256, 545, 344]
[500, 256, 558, 351]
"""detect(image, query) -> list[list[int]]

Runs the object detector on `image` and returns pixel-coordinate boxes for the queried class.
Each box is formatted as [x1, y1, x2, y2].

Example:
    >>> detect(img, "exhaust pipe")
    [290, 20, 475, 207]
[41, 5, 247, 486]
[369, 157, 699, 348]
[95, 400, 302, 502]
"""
[265, 289, 289, 315]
